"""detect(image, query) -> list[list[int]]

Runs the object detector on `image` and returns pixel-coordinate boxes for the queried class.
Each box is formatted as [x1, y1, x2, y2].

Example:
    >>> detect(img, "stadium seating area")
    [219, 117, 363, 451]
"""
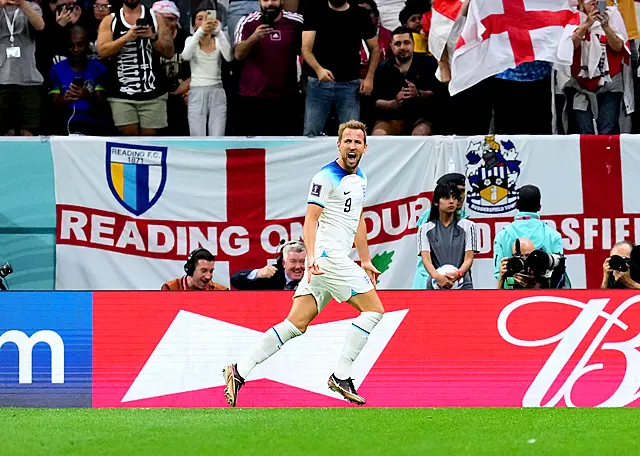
[4, 0, 640, 137]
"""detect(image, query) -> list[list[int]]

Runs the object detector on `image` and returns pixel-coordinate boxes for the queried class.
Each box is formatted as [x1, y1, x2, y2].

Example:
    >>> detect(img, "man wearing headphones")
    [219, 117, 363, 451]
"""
[231, 240, 306, 290]
[161, 248, 228, 290]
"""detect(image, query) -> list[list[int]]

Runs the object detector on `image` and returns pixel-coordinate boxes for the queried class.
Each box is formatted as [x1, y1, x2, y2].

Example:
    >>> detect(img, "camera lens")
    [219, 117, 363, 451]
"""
[506, 257, 525, 275]
[609, 255, 629, 272]
[527, 250, 556, 274]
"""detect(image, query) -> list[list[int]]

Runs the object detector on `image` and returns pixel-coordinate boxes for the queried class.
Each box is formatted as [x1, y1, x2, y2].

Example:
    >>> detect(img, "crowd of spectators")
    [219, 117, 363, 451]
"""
[1, 0, 640, 137]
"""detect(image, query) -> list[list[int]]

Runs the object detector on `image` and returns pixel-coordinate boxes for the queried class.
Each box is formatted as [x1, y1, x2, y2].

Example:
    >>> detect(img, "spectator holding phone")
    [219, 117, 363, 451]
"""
[0, 0, 45, 136]
[37, 0, 87, 86]
[181, 8, 232, 136]
[97, 0, 174, 135]
[563, 0, 630, 134]
[371, 27, 440, 136]
[49, 25, 108, 134]
[234, 0, 303, 136]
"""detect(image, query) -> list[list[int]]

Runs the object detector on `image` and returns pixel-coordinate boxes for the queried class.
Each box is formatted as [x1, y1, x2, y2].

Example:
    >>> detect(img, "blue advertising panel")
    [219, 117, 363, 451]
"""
[0, 292, 92, 407]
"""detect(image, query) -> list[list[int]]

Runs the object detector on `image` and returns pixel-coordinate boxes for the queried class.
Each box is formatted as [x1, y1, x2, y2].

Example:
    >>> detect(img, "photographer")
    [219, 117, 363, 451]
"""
[498, 238, 569, 289]
[231, 240, 305, 290]
[493, 185, 563, 280]
[601, 241, 640, 289]
[0, 262, 13, 290]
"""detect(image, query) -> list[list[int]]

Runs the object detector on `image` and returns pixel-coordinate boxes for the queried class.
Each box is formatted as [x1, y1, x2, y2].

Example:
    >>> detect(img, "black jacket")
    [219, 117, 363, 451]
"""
[231, 268, 289, 290]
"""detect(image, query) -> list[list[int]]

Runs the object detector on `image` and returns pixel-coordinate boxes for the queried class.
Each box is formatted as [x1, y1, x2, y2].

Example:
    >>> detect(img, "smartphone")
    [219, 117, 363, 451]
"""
[136, 18, 148, 27]
[596, 0, 606, 15]
[72, 76, 84, 87]
[260, 10, 275, 28]
[207, 9, 217, 20]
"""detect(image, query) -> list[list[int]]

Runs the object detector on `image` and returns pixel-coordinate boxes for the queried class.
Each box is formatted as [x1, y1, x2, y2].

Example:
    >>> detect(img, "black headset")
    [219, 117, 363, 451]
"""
[184, 248, 213, 276]
[275, 239, 305, 269]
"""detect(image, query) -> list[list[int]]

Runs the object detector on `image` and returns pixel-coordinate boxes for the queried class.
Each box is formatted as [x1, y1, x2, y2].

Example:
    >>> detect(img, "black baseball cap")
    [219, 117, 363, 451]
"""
[517, 185, 541, 212]
[437, 172, 466, 186]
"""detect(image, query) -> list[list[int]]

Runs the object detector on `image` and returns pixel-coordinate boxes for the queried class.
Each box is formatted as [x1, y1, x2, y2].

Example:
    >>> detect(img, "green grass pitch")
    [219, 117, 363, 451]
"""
[2, 408, 639, 455]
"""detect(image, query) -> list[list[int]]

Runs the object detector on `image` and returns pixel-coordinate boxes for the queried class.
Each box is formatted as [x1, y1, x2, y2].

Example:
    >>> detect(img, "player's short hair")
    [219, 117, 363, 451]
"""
[282, 240, 305, 257]
[338, 120, 367, 144]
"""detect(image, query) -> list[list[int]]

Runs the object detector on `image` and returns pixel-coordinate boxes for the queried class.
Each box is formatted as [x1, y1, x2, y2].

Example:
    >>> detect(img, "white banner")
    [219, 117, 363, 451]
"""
[52, 135, 640, 290]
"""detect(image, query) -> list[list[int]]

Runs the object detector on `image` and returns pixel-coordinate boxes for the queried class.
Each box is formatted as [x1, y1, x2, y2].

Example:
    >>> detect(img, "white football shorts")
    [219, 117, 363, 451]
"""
[293, 255, 375, 312]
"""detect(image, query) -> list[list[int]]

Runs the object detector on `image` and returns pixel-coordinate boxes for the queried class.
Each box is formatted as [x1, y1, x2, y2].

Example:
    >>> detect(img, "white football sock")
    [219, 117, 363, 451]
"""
[236, 319, 302, 380]
[334, 312, 383, 380]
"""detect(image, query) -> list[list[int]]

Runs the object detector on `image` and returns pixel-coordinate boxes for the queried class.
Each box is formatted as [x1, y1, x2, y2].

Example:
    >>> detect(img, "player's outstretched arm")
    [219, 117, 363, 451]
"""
[303, 203, 324, 280]
[355, 212, 380, 283]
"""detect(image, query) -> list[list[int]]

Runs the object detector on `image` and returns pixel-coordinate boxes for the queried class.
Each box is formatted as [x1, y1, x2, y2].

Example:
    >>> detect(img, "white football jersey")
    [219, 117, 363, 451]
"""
[306, 160, 367, 258]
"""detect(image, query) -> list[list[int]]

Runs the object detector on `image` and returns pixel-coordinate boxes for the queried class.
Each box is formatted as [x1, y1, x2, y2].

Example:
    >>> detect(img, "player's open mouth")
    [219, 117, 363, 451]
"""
[347, 153, 357, 160]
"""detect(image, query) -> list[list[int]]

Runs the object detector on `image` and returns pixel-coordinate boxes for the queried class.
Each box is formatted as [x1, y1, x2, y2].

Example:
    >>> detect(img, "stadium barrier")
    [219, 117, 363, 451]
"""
[2, 134, 640, 290]
[1, 290, 639, 408]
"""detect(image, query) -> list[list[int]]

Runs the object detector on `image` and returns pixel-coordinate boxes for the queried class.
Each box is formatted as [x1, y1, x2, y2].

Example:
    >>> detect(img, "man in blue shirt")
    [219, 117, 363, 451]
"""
[49, 25, 108, 135]
[493, 185, 563, 280]
[412, 172, 470, 289]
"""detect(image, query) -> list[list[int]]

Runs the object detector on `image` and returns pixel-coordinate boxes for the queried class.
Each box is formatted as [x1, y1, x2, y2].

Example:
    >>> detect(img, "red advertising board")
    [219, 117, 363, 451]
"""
[93, 290, 640, 408]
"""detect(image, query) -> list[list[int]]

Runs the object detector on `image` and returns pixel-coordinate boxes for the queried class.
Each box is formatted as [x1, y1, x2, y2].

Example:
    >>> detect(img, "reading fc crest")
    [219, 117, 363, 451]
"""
[106, 142, 168, 216]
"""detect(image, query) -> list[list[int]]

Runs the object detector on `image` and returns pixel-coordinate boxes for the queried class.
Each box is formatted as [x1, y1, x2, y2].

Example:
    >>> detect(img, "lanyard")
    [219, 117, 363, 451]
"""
[4, 8, 19, 45]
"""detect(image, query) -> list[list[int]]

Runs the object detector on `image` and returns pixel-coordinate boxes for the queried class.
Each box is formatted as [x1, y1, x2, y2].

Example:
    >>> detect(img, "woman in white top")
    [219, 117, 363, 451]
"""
[181, 9, 233, 136]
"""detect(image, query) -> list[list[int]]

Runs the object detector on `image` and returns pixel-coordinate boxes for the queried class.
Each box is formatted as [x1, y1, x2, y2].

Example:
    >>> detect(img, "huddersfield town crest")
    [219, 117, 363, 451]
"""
[465, 136, 521, 214]
[106, 142, 168, 216]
